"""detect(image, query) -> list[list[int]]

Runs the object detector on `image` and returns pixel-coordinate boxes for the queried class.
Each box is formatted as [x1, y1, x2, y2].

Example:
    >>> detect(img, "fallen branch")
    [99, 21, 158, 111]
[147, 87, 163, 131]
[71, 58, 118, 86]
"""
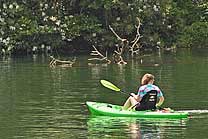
[49, 56, 76, 67]
[88, 45, 111, 64]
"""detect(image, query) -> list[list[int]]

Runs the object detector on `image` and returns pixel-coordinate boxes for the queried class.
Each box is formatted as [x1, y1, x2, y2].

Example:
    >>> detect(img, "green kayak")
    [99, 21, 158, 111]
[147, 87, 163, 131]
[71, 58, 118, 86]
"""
[86, 101, 189, 119]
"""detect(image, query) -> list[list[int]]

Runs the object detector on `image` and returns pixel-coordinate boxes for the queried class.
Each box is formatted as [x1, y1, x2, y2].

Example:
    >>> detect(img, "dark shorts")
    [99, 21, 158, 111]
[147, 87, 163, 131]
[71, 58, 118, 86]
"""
[135, 103, 156, 111]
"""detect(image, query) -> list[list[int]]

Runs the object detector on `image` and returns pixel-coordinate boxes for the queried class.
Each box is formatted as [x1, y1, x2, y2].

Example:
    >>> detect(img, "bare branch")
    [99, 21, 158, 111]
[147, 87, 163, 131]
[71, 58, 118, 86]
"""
[108, 25, 128, 64]
[49, 56, 76, 67]
[109, 25, 128, 42]
[117, 56, 127, 65]
[129, 17, 142, 56]
[113, 44, 127, 65]
[88, 57, 107, 61]
[88, 45, 111, 64]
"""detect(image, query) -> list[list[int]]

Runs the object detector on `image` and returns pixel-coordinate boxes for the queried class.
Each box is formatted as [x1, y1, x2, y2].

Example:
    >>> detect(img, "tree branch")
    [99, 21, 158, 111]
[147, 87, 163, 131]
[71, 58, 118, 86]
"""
[49, 56, 76, 67]
[129, 17, 142, 56]
[88, 45, 111, 64]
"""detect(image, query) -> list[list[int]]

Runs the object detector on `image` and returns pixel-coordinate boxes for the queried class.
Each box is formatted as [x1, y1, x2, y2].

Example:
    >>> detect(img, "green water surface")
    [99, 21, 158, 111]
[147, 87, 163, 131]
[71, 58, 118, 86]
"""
[0, 49, 208, 139]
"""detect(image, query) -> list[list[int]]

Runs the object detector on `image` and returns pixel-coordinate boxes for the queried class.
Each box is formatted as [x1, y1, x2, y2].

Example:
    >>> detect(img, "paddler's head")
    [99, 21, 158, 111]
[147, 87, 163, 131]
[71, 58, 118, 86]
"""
[141, 73, 155, 85]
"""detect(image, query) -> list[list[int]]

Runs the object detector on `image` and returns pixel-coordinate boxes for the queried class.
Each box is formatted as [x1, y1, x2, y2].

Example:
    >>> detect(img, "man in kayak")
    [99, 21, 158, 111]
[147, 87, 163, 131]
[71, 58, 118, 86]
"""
[123, 73, 164, 111]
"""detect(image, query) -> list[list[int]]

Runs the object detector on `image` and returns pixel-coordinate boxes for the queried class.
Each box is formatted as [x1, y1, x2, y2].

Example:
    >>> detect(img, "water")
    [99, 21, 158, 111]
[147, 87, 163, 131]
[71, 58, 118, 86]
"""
[87, 116, 188, 139]
[0, 49, 208, 139]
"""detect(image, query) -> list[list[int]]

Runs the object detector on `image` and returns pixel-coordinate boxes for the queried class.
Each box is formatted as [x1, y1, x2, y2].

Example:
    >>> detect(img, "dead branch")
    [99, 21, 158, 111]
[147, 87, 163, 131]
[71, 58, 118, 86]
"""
[129, 17, 142, 56]
[49, 56, 76, 67]
[113, 44, 127, 65]
[88, 45, 111, 64]
[109, 25, 128, 65]
[109, 25, 129, 43]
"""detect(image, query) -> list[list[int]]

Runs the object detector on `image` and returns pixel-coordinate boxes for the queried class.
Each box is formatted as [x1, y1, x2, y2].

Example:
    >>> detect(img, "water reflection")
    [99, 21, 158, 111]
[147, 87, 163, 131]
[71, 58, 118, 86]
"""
[0, 93, 87, 139]
[87, 116, 188, 139]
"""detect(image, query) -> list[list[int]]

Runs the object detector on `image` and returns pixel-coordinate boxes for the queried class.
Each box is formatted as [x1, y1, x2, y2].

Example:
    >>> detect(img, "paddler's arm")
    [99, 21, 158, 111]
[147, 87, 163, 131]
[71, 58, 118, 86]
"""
[130, 93, 141, 101]
[156, 96, 164, 108]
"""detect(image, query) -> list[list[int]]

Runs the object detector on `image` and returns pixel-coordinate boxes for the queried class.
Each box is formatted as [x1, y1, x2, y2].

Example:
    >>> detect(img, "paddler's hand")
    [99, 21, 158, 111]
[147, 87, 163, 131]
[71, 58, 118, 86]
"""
[130, 93, 134, 96]
[130, 93, 135, 97]
[130, 93, 138, 100]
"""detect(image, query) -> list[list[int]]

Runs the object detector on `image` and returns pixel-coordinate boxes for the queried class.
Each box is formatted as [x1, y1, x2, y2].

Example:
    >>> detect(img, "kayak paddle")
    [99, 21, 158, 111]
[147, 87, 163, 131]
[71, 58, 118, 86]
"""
[100, 80, 132, 96]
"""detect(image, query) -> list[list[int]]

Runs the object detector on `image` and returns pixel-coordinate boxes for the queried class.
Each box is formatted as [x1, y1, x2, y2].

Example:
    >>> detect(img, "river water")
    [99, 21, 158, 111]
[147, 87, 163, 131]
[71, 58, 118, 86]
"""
[0, 49, 208, 139]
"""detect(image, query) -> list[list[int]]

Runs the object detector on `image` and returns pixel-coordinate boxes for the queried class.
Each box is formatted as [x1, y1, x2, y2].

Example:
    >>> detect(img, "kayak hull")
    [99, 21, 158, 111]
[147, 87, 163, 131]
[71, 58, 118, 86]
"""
[86, 101, 189, 119]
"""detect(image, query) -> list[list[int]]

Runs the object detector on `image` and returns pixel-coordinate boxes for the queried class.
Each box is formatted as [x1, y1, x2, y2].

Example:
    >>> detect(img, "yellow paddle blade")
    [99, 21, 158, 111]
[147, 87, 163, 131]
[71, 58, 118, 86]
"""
[100, 80, 121, 92]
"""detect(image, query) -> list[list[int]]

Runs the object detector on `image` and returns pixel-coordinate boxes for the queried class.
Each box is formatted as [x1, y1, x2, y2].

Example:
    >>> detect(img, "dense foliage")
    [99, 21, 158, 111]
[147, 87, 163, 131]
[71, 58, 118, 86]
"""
[0, 0, 207, 55]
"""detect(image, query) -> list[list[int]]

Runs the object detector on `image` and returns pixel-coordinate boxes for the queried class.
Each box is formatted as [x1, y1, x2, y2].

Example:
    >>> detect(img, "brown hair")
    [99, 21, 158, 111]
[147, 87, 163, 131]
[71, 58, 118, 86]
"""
[141, 73, 155, 85]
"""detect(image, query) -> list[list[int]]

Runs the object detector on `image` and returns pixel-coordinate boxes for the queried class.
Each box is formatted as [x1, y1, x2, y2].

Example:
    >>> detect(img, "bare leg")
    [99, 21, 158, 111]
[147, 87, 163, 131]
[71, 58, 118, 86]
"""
[123, 96, 138, 110]
[123, 97, 131, 110]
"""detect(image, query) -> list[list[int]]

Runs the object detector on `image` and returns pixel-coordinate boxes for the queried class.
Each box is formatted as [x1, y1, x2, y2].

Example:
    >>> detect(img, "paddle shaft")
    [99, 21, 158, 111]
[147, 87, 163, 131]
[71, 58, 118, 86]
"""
[120, 90, 133, 97]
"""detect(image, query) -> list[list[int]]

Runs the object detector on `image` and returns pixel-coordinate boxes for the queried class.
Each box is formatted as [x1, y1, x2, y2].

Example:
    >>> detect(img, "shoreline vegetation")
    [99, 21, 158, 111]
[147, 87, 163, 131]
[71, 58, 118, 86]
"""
[0, 1, 207, 63]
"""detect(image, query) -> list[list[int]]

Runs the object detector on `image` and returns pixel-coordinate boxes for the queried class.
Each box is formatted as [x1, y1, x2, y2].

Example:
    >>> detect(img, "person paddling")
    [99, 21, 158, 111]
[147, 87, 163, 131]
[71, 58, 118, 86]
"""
[122, 73, 164, 111]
